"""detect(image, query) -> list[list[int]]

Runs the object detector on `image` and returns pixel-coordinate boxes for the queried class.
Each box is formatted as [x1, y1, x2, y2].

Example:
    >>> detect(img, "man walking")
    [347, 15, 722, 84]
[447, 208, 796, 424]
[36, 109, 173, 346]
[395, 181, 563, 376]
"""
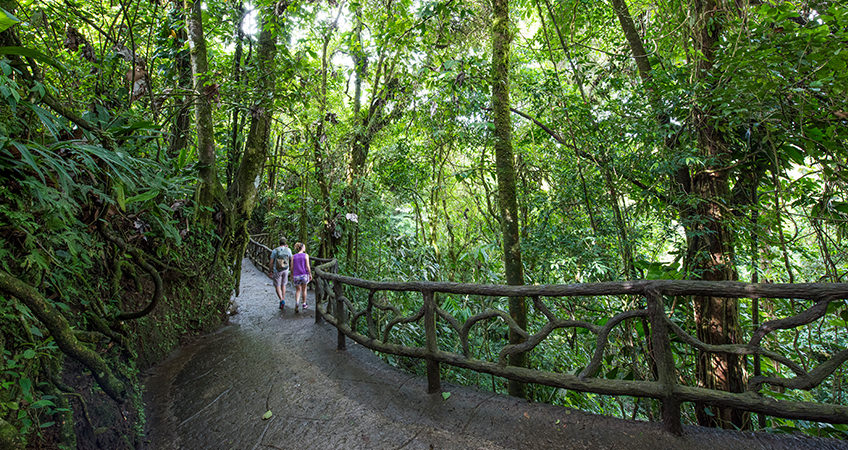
[269, 238, 293, 310]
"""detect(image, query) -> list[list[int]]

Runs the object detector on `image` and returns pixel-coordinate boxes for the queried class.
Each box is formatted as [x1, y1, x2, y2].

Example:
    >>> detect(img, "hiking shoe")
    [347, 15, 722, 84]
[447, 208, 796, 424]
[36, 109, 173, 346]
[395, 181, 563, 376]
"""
[294, 306, 299, 313]
[279, 301, 285, 310]
[302, 303, 308, 310]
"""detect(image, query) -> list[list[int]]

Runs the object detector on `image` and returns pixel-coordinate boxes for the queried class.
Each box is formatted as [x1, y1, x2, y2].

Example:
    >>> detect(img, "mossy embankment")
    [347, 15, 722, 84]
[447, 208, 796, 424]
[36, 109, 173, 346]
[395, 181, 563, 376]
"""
[0, 223, 233, 449]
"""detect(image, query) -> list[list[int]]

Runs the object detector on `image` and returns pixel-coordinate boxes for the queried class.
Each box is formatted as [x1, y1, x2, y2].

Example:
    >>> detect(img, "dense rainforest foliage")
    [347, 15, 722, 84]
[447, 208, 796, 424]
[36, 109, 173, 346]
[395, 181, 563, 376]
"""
[0, 0, 846, 447]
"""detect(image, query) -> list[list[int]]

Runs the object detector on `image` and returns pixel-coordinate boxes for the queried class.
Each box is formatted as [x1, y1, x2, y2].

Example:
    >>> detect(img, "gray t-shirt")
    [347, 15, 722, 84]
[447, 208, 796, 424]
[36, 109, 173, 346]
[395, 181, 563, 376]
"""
[270, 246, 293, 273]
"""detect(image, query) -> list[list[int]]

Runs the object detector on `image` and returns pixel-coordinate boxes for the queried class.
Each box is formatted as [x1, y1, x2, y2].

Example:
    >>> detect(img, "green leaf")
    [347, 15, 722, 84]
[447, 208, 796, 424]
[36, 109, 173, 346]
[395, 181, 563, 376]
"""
[114, 183, 126, 211]
[0, 8, 20, 33]
[826, 300, 845, 314]
[262, 410, 273, 420]
[441, 391, 451, 400]
[27, 103, 62, 140]
[30, 399, 55, 409]
[782, 144, 805, 165]
[0, 46, 66, 74]
[22, 349, 35, 359]
[832, 202, 848, 215]
[126, 189, 160, 206]
[9, 141, 45, 182]
[20, 378, 32, 401]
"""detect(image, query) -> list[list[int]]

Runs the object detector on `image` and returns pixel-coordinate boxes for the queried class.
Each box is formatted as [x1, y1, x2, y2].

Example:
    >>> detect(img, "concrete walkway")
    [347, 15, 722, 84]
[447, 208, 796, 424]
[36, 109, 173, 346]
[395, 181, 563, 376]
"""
[142, 259, 847, 449]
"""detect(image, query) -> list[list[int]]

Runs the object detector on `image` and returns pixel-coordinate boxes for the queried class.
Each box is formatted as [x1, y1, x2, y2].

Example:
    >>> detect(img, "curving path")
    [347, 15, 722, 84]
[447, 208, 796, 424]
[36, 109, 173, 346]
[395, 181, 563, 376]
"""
[142, 259, 847, 449]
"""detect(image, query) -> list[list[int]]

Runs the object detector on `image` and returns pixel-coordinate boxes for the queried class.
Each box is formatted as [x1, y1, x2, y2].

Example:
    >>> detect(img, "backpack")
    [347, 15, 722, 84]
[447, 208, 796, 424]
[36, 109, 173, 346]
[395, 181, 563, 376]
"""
[274, 248, 289, 271]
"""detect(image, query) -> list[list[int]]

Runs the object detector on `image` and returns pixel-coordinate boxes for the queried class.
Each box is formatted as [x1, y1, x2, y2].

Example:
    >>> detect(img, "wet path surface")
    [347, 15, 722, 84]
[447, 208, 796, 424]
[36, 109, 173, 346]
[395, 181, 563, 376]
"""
[143, 259, 847, 449]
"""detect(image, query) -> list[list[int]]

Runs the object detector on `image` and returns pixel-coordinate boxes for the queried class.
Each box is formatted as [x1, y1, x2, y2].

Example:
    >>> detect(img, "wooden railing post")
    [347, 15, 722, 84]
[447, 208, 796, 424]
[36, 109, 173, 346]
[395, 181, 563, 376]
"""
[647, 290, 682, 435]
[314, 270, 323, 325]
[423, 290, 441, 393]
[334, 261, 346, 350]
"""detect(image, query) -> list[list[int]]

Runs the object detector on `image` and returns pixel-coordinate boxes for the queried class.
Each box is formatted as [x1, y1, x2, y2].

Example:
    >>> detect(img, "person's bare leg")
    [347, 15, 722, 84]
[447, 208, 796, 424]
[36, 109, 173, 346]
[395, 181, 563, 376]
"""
[280, 271, 288, 303]
[294, 285, 302, 312]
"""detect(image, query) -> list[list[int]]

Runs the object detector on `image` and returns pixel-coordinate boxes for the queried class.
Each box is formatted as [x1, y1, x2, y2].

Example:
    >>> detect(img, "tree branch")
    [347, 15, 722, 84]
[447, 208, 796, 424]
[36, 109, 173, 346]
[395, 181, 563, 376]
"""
[506, 107, 673, 204]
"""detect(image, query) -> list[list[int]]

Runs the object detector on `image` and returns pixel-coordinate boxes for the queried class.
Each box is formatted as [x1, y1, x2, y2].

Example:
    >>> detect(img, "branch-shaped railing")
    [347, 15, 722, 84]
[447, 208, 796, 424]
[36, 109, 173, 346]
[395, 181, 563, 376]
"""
[245, 238, 848, 434]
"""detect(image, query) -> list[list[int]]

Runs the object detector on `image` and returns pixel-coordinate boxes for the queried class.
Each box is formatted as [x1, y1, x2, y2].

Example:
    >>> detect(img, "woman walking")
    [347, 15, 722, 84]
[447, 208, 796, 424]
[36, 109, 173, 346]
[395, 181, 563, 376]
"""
[291, 242, 312, 313]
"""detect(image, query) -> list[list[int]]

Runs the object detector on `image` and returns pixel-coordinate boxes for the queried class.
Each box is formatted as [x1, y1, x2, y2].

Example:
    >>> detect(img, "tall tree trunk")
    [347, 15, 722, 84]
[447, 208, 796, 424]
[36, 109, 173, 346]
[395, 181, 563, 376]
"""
[168, 17, 192, 159]
[604, 170, 635, 278]
[688, 0, 745, 429]
[185, 0, 226, 227]
[350, 11, 368, 181]
[534, 0, 599, 236]
[227, 3, 246, 188]
[749, 179, 767, 429]
[611, 0, 745, 428]
[315, 21, 336, 259]
[343, 10, 398, 264]
[344, 11, 367, 263]
[227, 14, 279, 292]
[491, 0, 527, 398]
[299, 172, 309, 244]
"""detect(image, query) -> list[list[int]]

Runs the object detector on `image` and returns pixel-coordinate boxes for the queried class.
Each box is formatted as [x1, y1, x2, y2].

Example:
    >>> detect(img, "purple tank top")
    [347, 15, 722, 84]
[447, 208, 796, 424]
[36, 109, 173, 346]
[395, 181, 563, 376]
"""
[292, 253, 308, 276]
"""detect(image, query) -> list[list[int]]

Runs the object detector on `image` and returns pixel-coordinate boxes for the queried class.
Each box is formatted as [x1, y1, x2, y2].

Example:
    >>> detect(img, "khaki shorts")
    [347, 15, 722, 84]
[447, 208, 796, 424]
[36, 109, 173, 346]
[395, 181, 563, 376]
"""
[273, 270, 289, 288]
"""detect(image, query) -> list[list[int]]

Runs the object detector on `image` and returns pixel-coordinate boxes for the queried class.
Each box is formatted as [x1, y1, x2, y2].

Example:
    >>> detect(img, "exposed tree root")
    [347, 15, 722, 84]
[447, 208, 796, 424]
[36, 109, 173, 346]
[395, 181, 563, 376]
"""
[99, 223, 163, 321]
[0, 270, 127, 402]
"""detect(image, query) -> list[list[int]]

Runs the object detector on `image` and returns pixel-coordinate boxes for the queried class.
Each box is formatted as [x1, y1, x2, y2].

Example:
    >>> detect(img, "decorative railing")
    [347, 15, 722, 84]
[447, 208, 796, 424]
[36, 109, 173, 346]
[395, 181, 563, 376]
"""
[245, 238, 848, 434]
[245, 235, 274, 273]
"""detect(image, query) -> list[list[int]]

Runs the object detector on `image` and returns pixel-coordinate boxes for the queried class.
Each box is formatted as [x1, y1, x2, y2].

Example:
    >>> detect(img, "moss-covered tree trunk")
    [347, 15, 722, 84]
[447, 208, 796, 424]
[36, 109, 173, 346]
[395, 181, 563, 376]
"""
[491, 0, 527, 398]
[168, 14, 192, 159]
[227, 3, 246, 188]
[227, 14, 280, 292]
[185, 0, 227, 227]
[315, 25, 335, 259]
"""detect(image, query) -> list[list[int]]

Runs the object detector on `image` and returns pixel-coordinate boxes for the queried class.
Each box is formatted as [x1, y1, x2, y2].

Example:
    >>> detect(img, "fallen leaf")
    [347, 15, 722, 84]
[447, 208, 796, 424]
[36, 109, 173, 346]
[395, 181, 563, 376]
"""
[441, 392, 451, 400]
[262, 410, 273, 420]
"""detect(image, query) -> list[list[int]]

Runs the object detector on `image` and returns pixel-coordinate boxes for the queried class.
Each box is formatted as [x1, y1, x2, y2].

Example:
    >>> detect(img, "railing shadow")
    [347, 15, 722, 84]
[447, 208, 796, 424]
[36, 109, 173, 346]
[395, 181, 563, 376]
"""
[246, 237, 848, 435]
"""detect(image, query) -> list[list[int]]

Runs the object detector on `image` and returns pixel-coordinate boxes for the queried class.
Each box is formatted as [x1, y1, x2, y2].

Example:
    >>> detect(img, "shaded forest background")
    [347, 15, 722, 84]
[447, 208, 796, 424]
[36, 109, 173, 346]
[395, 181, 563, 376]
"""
[0, 0, 846, 447]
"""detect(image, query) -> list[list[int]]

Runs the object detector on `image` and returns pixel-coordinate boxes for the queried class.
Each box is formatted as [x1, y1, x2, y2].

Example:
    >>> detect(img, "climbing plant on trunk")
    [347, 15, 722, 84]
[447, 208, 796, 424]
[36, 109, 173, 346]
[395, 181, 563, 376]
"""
[491, 0, 527, 398]
[226, 11, 281, 292]
[610, 0, 745, 428]
[184, 0, 229, 228]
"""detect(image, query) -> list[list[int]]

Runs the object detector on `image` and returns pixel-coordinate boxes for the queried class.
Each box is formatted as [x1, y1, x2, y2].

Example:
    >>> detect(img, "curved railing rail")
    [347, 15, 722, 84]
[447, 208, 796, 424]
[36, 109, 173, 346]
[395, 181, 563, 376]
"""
[245, 237, 848, 434]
